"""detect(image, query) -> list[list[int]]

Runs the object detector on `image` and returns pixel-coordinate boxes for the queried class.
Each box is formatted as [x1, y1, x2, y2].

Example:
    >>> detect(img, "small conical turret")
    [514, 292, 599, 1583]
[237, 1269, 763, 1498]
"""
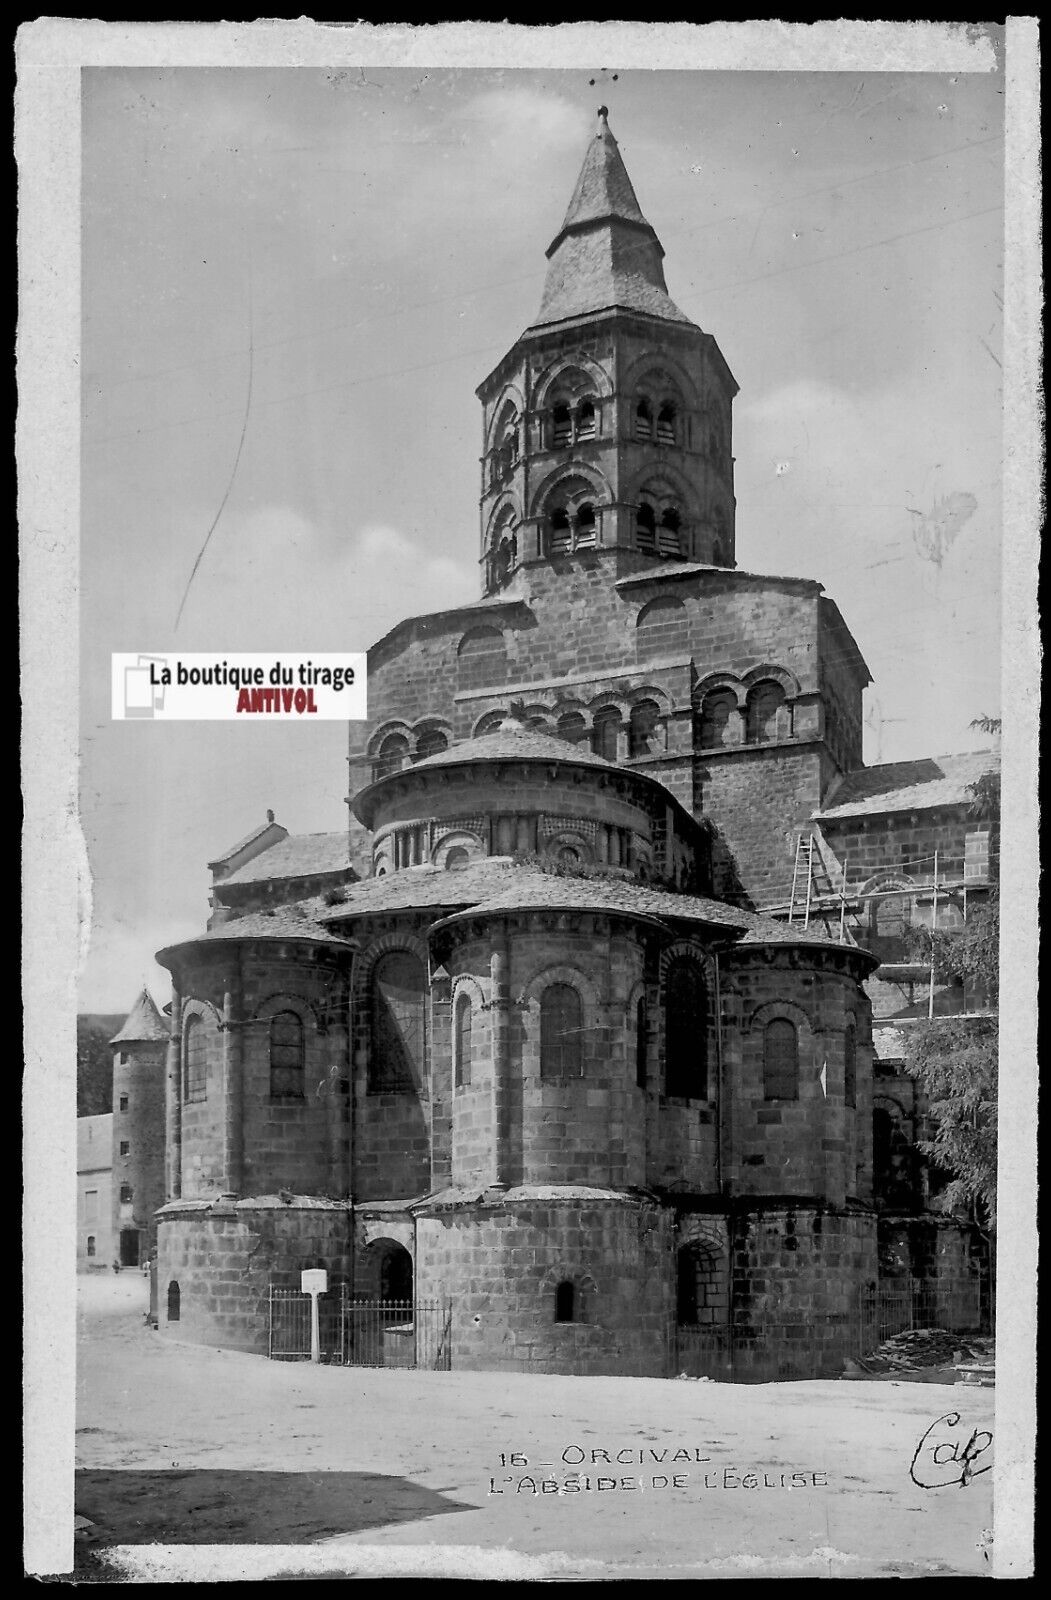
[110, 987, 168, 1046]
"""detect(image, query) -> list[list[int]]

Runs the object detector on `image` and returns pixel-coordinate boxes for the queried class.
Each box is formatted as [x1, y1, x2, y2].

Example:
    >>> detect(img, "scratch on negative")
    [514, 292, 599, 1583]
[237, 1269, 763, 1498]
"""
[174, 313, 255, 633]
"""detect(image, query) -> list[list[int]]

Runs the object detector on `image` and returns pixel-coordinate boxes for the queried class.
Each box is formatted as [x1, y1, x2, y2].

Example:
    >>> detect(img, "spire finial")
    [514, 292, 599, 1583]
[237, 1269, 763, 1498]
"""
[597, 105, 608, 121]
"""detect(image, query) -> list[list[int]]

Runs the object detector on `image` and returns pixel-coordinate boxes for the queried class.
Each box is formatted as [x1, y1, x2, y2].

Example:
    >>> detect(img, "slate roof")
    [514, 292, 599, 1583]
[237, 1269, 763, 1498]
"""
[110, 988, 168, 1045]
[219, 832, 352, 887]
[156, 902, 356, 964]
[816, 749, 999, 820]
[529, 112, 692, 330]
[410, 723, 619, 776]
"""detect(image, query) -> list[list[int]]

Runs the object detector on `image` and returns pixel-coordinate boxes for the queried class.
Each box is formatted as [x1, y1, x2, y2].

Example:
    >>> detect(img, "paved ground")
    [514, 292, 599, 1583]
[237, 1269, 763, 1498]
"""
[72, 1273, 995, 1581]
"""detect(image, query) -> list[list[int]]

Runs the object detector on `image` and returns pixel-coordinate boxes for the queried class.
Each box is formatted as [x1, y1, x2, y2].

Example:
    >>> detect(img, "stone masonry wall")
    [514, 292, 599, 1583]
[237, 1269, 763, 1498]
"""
[415, 1195, 674, 1376]
[157, 1200, 352, 1353]
[721, 949, 874, 1207]
[112, 1042, 167, 1258]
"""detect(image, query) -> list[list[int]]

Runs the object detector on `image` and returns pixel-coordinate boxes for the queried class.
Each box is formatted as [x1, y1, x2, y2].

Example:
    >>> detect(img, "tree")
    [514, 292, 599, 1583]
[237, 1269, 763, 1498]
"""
[901, 728, 1000, 1232]
[77, 1018, 117, 1116]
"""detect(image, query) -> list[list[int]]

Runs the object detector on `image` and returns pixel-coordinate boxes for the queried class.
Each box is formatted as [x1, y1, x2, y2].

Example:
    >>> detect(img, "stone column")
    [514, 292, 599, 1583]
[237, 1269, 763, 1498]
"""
[165, 989, 182, 1200]
[221, 964, 243, 1200]
[490, 936, 510, 1191]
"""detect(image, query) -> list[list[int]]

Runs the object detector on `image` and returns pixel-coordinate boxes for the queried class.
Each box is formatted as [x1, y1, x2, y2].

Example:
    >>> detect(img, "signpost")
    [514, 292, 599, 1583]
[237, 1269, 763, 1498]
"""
[301, 1268, 328, 1363]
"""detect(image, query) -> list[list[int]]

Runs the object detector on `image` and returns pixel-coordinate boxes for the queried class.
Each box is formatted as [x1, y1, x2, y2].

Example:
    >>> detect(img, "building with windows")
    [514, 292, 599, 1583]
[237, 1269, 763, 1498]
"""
[151, 110, 993, 1377]
[77, 1113, 114, 1268]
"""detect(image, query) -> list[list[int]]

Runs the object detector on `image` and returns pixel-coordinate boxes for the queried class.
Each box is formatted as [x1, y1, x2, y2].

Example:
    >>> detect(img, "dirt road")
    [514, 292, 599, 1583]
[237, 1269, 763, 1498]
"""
[74, 1273, 994, 1580]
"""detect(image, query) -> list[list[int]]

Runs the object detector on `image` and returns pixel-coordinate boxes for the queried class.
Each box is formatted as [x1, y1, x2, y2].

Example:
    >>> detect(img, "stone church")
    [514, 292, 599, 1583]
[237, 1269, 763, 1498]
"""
[150, 111, 995, 1379]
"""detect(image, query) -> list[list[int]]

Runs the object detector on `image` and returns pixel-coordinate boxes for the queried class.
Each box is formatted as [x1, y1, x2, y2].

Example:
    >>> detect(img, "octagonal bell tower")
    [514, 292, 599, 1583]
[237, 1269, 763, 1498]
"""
[478, 108, 739, 596]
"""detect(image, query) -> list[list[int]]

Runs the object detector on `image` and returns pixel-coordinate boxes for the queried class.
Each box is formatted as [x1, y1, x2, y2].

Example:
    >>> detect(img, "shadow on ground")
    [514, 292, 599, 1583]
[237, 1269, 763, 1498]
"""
[75, 1468, 475, 1558]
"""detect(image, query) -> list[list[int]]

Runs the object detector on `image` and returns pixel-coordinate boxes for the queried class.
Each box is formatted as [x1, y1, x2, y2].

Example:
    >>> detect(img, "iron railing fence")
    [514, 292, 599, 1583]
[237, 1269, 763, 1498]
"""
[267, 1286, 451, 1371]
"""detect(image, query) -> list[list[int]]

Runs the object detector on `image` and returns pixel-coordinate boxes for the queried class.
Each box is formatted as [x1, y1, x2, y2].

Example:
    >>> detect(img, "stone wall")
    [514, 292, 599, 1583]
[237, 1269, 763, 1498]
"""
[415, 1194, 674, 1376]
[156, 1199, 352, 1353]
[721, 947, 874, 1207]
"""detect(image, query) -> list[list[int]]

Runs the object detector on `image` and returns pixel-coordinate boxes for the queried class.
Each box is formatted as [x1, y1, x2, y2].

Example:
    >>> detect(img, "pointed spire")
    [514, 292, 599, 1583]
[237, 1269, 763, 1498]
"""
[552, 106, 649, 244]
[531, 109, 692, 331]
[110, 988, 168, 1045]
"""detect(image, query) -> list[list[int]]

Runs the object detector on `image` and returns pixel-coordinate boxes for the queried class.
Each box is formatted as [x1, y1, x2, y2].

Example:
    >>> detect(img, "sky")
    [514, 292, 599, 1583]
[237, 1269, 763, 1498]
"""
[78, 60, 1006, 1013]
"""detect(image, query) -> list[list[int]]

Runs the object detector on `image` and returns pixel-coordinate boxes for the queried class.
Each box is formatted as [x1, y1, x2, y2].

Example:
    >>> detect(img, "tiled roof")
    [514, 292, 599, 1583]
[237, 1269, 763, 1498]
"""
[416, 1183, 655, 1210]
[411, 723, 619, 775]
[156, 902, 356, 964]
[556, 111, 649, 235]
[430, 872, 754, 934]
[530, 113, 692, 330]
[318, 857, 527, 920]
[816, 749, 1000, 820]
[531, 223, 692, 330]
[220, 832, 351, 887]
[110, 988, 168, 1044]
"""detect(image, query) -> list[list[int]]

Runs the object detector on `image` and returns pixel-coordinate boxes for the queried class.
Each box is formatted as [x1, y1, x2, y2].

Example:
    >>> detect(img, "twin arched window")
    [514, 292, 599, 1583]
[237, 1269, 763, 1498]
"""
[546, 501, 597, 557]
[636, 501, 684, 558]
[540, 984, 583, 1078]
[635, 397, 678, 445]
[592, 707, 621, 762]
[415, 728, 449, 763]
[550, 395, 597, 450]
[664, 959, 708, 1100]
[557, 711, 588, 746]
[763, 1018, 799, 1101]
[270, 1011, 305, 1100]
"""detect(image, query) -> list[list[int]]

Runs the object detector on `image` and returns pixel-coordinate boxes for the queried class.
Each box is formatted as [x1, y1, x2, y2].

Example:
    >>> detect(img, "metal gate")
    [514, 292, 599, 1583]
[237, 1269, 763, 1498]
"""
[268, 1286, 451, 1370]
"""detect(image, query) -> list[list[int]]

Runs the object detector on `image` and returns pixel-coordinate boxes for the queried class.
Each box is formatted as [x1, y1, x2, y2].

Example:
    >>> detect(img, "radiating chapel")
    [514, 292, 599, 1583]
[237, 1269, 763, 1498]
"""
[152, 112, 994, 1379]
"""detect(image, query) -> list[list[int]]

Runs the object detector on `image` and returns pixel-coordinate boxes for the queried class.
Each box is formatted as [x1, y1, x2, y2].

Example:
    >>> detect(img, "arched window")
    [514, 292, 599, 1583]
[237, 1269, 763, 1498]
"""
[635, 398, 653, 439]
[552, 402, 573, 449]
[636, 595, 688, 660]
[374, 732, 410, 780]
[458, 626, 507, 691]
[86, 1235, 96, 1258]
[415, 728, 448, 762]
[120, 1183, 133, 1204]
[184, 1015, 207, 1104]
[665, 958, 708, 1099]
[554, 1281, 576, 1323]
[576, 397, 596, 441]
[547, 506, 572, 556]
[636, 998, 648, 1089]
[592, 707, 621, 762]
[540, 984, 583, 1079]
[370, 952, 427, 1094]
[270, 1011, 305, 1100]
[658, 506, 682, 558]
[636, 500, 657, 553]
[844, 1023, 857, 1109]
[746, 681, 788, 744]
[557, 845, 581, 865]
[167, 1281, 181, 1322]
[763, 1018, 799, 1100]
[629, 699, 661, 757]
[557, 711, 587, 746]
[574, 501, 597, 546]
[697, 689, 738, 750]
[445, 846, 470, 872]
[656, 403, 676, 446]
[454, 992, 472, 1088]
